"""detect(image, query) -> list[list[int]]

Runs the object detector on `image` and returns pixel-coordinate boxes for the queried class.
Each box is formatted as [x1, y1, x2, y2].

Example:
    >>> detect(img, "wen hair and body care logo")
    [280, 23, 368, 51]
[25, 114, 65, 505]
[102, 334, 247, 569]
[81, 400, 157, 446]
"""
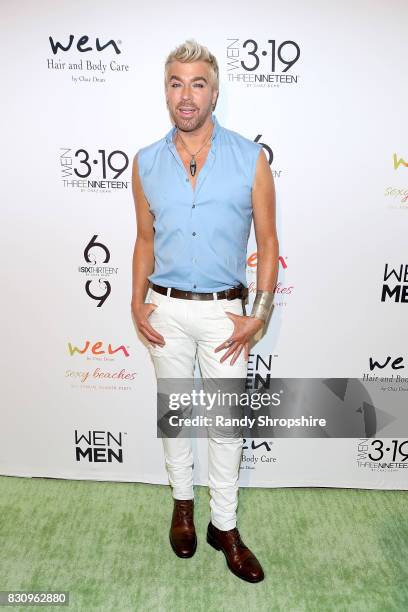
[47, 34, 129, 83]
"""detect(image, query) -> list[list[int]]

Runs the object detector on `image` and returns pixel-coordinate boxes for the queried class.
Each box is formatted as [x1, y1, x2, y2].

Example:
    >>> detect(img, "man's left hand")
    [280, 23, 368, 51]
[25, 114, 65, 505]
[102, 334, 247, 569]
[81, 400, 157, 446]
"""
[214, 312, 264, 365]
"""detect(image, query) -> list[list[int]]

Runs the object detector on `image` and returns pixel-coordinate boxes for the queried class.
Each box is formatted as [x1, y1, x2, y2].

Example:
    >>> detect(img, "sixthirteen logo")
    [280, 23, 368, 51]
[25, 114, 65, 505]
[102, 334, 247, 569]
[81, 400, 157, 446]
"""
[78, 235, 118, 307]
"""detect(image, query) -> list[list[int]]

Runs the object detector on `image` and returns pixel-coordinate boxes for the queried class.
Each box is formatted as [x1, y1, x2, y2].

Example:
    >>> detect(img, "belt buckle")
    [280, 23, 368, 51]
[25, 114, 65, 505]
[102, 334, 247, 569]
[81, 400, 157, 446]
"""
[226, 284, 247, 300]
[226, 287, 236, 301]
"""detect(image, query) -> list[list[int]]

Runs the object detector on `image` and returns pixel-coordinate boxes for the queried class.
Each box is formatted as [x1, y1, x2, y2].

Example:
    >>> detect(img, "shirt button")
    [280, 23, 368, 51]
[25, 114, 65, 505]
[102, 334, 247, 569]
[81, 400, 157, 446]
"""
[192, 204, 196, 208]
[192, 232, 196, 236]
[185, 178, 189, 182]
[193, 284, 197, 288]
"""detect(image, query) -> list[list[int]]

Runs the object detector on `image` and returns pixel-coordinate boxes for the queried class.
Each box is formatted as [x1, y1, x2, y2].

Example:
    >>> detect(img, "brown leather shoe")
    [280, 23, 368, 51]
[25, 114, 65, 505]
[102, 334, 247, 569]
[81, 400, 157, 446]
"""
[169, 499, 197, 558]
[207, 521, 264, 582]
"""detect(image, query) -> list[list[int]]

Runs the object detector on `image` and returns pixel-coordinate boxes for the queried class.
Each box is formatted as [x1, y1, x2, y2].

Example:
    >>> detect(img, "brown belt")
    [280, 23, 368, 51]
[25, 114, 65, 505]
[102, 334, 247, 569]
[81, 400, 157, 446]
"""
[151, 283, 248, 301]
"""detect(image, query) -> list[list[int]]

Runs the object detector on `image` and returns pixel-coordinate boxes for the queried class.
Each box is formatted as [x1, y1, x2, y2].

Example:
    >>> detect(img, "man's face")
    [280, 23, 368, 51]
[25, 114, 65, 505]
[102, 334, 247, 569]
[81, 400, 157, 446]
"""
[165, 60, 218, 133]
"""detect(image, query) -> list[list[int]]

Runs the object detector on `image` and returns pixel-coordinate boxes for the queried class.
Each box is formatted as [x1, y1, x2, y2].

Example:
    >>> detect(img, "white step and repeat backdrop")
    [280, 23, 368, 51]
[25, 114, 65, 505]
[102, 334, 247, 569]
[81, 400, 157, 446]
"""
[1, 0, 407, 489]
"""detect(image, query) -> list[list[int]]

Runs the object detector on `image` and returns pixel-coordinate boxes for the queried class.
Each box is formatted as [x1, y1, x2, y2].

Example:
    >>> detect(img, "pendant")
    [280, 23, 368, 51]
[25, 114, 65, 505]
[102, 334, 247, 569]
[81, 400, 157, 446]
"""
[190, 156, 197, 176]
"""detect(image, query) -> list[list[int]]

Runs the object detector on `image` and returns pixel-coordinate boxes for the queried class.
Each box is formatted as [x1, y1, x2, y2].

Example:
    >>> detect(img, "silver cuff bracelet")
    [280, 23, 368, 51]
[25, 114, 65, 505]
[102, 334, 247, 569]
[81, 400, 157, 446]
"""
[250, 290, 275, 322]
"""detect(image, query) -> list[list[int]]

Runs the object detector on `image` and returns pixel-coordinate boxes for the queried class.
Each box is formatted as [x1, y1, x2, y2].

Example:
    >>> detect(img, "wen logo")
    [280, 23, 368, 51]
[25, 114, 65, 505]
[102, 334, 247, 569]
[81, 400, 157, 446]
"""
[49, 35, 121, 55]
[247, 252, 287, 269]
[68, 340, 130, 357]
[393, 154, 408, 170]
[243, 439, 272, 452]
[369, 355, 405, 371]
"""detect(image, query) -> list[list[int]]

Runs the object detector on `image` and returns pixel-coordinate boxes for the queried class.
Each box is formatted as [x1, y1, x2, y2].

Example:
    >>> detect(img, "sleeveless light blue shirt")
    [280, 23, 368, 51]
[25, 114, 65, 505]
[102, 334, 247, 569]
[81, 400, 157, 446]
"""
[136, 113, 262, 292]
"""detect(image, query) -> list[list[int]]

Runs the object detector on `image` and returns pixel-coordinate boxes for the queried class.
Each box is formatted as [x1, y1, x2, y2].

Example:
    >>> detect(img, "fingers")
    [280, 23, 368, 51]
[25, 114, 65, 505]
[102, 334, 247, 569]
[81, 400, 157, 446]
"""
[140, 319, 165, 347]
[224, 340, 249, 365]
[214, 333, 249, 365]
[214, 311, 251, 363]
[135, 303, 166, 347]
[228, 343, 244, 366]
[214, 336, 235, 353]
[219, 341, 243, 364]
[147, 304, 158, 316]
[217, 341, 236, 359]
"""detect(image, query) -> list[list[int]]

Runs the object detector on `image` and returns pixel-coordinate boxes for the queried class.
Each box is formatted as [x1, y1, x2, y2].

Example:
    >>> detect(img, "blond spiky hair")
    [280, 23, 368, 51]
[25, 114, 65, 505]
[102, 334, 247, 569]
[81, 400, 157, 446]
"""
[164, 38, 219, 92]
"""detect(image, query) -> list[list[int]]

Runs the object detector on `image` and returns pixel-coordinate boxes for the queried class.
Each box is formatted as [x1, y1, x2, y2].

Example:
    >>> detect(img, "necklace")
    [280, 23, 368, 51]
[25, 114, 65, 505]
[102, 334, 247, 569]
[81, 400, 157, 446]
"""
[175, 125, 214, 176]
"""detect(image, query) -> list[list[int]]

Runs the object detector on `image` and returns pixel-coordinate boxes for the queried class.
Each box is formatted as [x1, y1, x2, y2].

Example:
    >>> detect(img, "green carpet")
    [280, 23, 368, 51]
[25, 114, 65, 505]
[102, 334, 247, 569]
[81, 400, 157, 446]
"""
[0, 475, 407, 611]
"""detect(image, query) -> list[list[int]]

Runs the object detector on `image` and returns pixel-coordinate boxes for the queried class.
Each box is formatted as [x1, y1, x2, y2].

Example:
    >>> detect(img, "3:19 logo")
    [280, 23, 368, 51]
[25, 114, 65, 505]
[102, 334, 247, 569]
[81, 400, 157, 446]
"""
[74, 149, 128, 179]
[241, 39, 300, 73]
[368, 439, 408, 461]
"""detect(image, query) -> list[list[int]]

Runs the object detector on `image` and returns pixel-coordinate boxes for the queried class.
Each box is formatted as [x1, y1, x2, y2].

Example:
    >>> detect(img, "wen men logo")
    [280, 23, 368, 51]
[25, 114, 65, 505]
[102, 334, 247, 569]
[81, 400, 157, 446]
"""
[74, 430, 124, 463]
[246, 353, 277, 390]
[393, 154, 408, 170]
[49, 35, 121, 55]
[381, 263, 408, 302]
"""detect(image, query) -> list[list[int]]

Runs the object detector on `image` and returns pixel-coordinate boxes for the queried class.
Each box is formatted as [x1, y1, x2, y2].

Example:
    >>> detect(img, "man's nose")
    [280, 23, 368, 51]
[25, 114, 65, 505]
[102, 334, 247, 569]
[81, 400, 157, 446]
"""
[180, 85, 194, 98]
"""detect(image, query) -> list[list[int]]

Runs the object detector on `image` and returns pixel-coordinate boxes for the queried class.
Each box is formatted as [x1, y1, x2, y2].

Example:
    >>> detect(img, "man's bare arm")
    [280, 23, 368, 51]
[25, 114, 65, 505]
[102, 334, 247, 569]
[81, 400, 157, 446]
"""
[131, 153, 155, 306]
[131, 153, 165, 347]
[214, 147, 279, 364]
[252, 148, 279, 295]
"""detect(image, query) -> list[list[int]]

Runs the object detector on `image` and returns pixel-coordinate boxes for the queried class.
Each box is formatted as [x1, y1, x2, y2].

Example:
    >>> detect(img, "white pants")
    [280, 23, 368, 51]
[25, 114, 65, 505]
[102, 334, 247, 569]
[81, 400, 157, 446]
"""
[147, 287, 248, 531]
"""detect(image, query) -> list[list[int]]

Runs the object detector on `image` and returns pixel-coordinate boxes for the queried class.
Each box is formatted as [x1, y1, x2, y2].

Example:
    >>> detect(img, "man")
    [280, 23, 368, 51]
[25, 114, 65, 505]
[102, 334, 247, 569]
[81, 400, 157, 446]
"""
[131, 39, 278, 583]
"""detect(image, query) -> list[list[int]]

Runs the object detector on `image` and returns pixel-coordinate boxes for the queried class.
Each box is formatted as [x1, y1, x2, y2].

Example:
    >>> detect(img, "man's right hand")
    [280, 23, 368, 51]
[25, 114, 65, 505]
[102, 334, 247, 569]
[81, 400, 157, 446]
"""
[131, 302, 166, 348]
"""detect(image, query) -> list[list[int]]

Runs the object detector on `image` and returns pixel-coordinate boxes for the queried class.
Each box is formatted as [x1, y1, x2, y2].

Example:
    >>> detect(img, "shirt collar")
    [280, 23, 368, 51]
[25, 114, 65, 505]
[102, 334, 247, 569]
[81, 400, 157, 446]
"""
[165, 112, 220, 146]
